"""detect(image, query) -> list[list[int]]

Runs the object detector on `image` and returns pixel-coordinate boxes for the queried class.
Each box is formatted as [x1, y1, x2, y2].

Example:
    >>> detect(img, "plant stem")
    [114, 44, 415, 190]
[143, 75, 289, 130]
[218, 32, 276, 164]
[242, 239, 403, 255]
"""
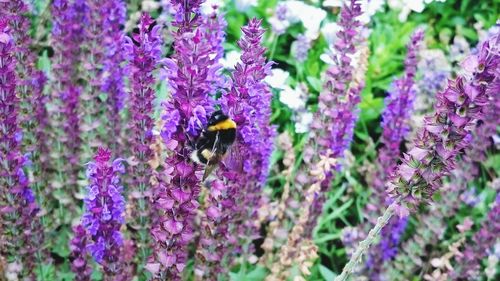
[334, 198, 400, 281]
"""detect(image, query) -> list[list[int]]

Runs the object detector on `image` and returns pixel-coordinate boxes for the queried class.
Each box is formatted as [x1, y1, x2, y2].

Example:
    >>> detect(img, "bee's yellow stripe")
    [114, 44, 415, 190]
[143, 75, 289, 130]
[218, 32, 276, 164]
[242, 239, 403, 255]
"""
[207, 119, 237, 131]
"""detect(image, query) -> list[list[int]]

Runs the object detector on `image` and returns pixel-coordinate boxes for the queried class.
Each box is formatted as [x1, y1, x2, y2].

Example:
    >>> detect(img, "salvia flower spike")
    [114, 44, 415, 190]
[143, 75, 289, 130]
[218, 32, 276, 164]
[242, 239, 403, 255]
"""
[82, 147, 125, 276]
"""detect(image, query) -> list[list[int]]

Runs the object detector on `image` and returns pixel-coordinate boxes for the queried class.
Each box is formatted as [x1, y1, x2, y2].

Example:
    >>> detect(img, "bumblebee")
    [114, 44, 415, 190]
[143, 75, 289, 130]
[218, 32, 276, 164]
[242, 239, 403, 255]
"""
[191, 110, 237, 180]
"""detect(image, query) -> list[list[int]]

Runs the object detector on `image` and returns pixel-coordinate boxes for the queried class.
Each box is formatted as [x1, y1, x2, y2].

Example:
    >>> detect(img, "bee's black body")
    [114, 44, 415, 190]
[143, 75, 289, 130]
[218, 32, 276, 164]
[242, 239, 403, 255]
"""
[191, 110, 237, 179]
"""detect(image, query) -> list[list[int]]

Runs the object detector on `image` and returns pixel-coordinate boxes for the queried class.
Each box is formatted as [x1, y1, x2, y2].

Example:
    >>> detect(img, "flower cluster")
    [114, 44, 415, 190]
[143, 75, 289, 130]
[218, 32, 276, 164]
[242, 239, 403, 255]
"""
[387, 32, 499, 208]
[51, 0, 87, 188]
[193, 9, 233, 280]
[292, 34, 311, 62]
[452, 194, 500, 279]
[0, 19, 41, 275]
[149, 0, 222, 278]
[101, 0, 128, 151]
[306, 0, 364, 232]
[219, 18, 275, 257]
[125, 12, 163, 266]
[363, 30, 424, 278]
[69, 225, 93, 280]
[82, 148, 125, 275]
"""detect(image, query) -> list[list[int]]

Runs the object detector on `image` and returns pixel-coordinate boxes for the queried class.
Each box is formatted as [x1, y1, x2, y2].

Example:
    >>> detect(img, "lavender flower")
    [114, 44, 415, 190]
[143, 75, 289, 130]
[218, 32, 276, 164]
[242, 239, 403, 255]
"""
[69, 225, 92, 280]
[292, 34, 311, 62]
[334, 30, 500, 281]
[363, 30, 424, 279]
[101, 0, 128, 152]
[125, 12, 162, 268]
[0, 19, 41, 276]
[306, 0, 364, 233]
[194, 10, 233, 280]
[218, 18, 275, 259]
[453, 195, 500, 280]
[52, 0, 87, 189]
[82, 148, 125, 275]
[386, 32, 499, 208]
[82, 0, 108, 149]
[149, 1, 221, 278]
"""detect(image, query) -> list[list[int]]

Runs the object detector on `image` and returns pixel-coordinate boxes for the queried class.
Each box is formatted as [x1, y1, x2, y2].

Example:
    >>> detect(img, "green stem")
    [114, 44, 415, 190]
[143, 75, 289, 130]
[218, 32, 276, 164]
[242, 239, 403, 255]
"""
[269, 34, 279, 61]
[334, 198, 400, 281]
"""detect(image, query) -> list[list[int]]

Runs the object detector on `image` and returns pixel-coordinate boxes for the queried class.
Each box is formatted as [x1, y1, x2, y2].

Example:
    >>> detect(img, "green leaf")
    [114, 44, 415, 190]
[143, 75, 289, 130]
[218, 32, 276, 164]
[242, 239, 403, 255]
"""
[306, 76, 323, 92]
[36, 263, 56, 281]
[319, 265, 337, 280]
[52, 227, 71, 258]
[230, 266, 268, 281]
[37, 50, 51, 73]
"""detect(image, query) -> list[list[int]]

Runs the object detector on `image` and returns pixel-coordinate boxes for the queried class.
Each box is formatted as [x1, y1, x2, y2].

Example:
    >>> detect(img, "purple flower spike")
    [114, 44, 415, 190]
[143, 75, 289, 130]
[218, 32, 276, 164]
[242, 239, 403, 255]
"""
[82, 148, 125, 276]
[69, 225, 92, 280]
[292, 34, 311, 62]
[306, 0, 363, 233]
[379, 30, 424, 178]
[149, 1, 222, 279]
[364, 30, 424, 279]
[0, 19, 42, 276]
[52, 0, 87, 188]
[125, 12, 163, 267]
[101, 0, 128, 152]
[387, 32, 499, 207]
[453, 195, 500, 280]
[217, 18, 275, 260]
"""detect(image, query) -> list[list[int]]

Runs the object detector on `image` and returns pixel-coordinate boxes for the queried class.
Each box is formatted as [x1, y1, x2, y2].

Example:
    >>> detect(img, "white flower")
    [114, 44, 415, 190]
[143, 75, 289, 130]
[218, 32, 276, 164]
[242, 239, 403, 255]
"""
[265, 68, 290, 89]
[295, 111, 313, 133]
[388, 0, 428, 22]
[269, 16, 291, 35]
[320, 46, 364, 67]
[321, 22, 341, 46]
[323, 0, 343, 7]
[235, 0, 258, 12]
[201, 0, 225, 15]
[279, 85, 305, 110]
[358, 0, 385, 24]
[220, 50, 241, 69]
[284, 1, 327, 40]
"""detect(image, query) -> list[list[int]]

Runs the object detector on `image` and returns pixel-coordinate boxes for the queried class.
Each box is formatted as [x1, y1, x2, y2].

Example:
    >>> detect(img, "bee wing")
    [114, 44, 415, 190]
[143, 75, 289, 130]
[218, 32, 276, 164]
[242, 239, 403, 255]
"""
[221, 138, 243, 173]
[202, 132, 222, 181]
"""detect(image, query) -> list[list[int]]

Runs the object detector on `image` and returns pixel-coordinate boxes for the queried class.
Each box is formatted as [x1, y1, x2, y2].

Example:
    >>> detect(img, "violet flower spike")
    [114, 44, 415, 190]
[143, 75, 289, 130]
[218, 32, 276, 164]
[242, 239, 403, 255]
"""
[148, 0, 219, 278]
[69, 225, 93, 280]
[82, 147, 125, 276]
[125, 12, 163, 269]
[218, 18, 276, 260]
[386, 32, 500, 206]
[306, 0, 363, 233]
[364, 29, 424, 279]
[452, 194, 500, 280]
[101, 0, 128, 153]
[51, 0, 87, 189]
[334, 30, 500, 281]
[0, 19, 42, 277]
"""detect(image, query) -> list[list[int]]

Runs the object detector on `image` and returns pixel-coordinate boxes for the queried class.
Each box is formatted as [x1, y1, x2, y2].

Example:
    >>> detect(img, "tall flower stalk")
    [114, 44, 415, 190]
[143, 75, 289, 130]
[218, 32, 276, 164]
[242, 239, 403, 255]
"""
[1, 4, 50, 245]
[335, 31, 499, 281]
[219, 18, 275, 261]
[82, 147, 125, 277]
[80, 0, 108, 155]
[0, 19, 43, 278]
[125, 12, 163, 272]
[101, 0, 128, 153]
[69, 225, 93, 280]
[51, 0, 86, 201]
[363, 29, 424, 279]
[305, 0, 364, 233]
[194, 8, 232, 280]
[452, 194, 500, 279]
[148, 0, 221, 279]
